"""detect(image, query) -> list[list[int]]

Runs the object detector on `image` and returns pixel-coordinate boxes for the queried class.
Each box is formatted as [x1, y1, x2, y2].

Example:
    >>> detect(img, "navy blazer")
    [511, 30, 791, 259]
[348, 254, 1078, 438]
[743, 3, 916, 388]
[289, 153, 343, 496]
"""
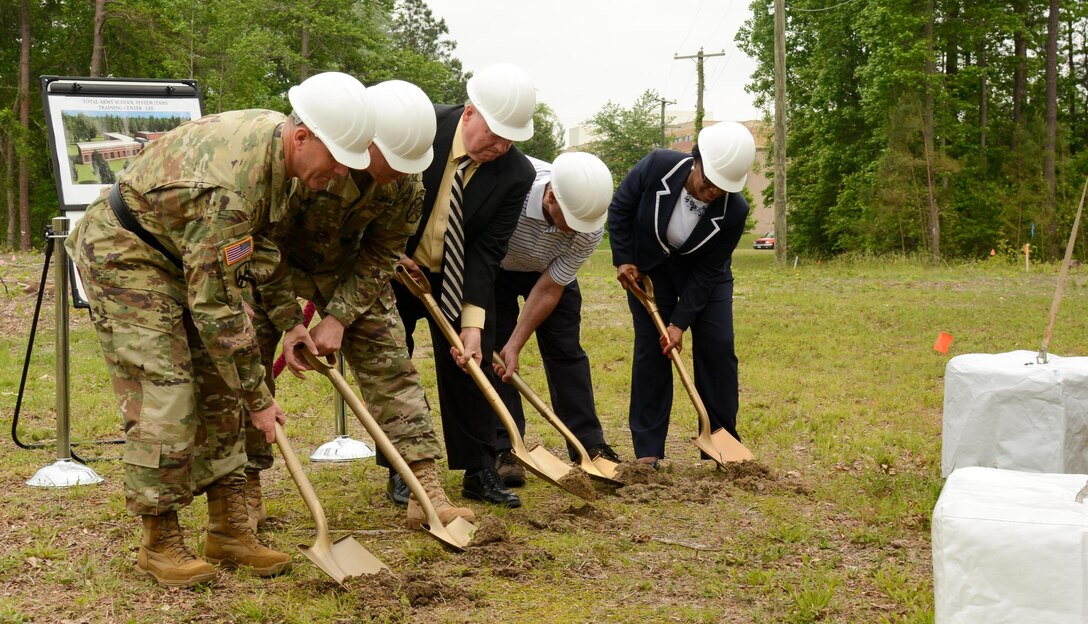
[407, 104, 535, 311]
[608, 148, 749, 328]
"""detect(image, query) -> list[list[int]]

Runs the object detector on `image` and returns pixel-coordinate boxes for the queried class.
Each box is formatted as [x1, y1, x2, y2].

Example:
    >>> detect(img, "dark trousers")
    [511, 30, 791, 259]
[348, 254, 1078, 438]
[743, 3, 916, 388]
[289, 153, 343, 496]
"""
[392, 268, 499, 472]
[626, 266, 739, 460]
[492, 271, 605, 459]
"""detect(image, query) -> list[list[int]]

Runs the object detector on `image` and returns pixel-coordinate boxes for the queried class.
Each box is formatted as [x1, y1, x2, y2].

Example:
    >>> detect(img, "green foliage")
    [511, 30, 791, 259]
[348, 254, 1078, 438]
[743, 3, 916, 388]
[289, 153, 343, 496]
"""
[518, 103, 565, 162]
[0, 0, 475, 249]
[739, 0, 1088, 261]
[584, 90, 664, 189]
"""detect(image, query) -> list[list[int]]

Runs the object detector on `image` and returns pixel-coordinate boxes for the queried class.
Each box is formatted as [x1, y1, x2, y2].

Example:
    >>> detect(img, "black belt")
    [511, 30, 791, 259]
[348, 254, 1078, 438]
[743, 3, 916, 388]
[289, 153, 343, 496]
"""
[107, 183, 182, 269]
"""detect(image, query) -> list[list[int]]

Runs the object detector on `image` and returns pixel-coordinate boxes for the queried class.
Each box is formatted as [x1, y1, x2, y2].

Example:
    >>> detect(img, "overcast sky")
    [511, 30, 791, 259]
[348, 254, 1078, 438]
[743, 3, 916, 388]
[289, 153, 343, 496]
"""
[423, 0, 763, 143]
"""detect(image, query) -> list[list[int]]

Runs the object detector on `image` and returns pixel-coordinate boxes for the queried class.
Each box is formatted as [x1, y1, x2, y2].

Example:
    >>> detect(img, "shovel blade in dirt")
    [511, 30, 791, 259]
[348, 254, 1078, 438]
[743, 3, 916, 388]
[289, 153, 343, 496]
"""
[393, 265, 595, 501]
[692, 428, 754, 464]
[416, 516, 477, 549]
[589, 456, 622, 481]
[299, 349, 477, 551]
[497, 357, 624, 486]
[299, 534, 388, 584]
[275, 423, 388, 584]
[629, 277, 756, 469]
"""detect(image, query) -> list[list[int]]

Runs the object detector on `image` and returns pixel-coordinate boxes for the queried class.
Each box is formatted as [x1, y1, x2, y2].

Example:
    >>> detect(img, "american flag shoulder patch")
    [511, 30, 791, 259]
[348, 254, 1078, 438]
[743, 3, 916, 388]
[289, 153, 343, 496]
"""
[223, 236, 253, 266]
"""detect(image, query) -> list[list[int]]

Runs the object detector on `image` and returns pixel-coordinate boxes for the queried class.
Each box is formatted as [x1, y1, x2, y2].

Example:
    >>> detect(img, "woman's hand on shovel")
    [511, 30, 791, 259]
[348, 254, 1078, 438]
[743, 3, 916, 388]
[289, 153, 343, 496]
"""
[250, 400, 286, 444]
[660, 324, 684, 355]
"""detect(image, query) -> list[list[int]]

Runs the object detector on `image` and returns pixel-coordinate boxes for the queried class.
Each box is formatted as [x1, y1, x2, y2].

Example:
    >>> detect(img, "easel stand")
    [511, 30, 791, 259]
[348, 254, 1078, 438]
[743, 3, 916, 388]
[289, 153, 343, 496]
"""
[27, 216, 102, 487]
[309, 354, 375, 462]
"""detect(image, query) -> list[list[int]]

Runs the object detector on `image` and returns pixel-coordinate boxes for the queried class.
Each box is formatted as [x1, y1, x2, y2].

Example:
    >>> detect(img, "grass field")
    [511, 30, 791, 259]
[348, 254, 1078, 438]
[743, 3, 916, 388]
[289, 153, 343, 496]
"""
[1, 235, 1086, 623]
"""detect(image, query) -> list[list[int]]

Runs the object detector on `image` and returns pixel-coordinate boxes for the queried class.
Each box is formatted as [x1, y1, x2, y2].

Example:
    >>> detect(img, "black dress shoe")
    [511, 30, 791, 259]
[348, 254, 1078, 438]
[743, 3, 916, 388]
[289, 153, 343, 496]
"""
[462, 467, 521, 508]
[386, 472, 409, 508]
[586, 443, 621, 463]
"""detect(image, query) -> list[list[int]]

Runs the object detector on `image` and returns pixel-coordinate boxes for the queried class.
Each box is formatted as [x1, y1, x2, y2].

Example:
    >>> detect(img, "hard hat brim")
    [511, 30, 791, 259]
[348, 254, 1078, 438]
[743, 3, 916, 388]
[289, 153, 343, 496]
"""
[476, 108, 534, 142]
[704, 167, 746, 194]
[376, 141, 434, 174]
[556, 202, 607, 233]
[322, 138, 371, 170]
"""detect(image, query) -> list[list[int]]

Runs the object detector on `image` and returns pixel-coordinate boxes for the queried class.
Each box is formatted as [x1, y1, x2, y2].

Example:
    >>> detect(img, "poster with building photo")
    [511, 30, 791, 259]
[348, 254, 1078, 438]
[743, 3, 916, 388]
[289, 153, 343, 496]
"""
[41, 76, 203, 307]
[42, 77, 203, 210]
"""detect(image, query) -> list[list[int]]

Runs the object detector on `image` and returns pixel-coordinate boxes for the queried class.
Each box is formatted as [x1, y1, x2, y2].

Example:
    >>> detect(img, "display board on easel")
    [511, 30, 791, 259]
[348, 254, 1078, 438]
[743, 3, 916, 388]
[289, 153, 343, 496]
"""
[39, 76, 204, 307]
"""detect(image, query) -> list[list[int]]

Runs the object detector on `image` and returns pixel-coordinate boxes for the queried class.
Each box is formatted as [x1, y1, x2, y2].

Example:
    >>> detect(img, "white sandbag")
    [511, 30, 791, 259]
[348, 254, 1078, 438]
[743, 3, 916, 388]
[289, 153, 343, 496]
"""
[942, 350, 1088, 477]
[933, 467, 1088, 624]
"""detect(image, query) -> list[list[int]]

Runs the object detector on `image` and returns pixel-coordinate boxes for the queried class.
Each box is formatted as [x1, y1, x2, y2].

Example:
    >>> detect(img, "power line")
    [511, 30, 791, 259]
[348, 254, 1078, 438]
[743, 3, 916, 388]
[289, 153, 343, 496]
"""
[790, 0, 860, 12]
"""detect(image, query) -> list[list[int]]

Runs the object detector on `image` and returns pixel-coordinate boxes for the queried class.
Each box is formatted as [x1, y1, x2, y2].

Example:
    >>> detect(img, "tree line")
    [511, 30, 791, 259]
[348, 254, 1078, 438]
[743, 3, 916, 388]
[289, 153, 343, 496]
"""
[740, 0, 1088, 261]
[0, 0, 569, 250]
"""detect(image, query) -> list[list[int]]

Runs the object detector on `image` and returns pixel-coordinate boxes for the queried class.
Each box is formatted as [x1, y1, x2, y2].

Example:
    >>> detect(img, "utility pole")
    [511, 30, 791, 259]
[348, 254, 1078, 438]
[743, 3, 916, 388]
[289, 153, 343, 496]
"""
[674, 47, 725, 137]
[654, 97, 676, 148]
[773, 0, 788, 265]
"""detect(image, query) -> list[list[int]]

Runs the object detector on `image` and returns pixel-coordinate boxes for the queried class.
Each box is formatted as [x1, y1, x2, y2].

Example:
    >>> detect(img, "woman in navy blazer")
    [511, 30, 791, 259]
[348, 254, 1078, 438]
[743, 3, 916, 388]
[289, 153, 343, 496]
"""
[608, 122, 756, 465]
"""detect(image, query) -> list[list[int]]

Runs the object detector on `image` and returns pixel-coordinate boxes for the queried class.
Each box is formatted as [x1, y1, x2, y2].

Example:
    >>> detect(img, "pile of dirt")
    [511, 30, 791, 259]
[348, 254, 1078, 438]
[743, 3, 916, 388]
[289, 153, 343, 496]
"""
[614, 461, 673, 486]
[464, 528, 555, 581]
[557, 467, 597, 501]
[469, 515, 508, 546]
[402, 570, 470, 607]
[527, 502, 616, 532]
[342, 569, 406, 618]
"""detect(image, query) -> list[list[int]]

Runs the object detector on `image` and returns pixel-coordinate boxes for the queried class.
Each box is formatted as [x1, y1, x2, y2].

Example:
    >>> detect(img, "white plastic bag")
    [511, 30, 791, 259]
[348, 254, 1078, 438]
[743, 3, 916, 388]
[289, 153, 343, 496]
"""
[933, 467, 1088, 623]
[942, 350, 1088, 477]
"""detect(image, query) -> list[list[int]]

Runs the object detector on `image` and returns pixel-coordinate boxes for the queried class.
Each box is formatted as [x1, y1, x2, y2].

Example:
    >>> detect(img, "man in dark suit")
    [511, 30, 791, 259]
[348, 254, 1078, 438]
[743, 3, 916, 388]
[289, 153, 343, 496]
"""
[608, 121, 757, 466]
[391, 63, 537, 508]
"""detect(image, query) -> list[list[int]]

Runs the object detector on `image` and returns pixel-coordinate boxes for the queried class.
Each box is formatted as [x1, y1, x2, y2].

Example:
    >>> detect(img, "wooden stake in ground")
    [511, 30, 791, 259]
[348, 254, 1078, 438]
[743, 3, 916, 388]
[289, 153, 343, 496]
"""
[1037, 174, 1088, 364]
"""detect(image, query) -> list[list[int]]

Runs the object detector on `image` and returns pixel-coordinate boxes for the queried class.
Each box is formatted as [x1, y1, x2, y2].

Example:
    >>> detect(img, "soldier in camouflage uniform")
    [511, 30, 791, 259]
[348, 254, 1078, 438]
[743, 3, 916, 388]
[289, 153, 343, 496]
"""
[245, 80, 475, 531]
[65, 72, 376, 588]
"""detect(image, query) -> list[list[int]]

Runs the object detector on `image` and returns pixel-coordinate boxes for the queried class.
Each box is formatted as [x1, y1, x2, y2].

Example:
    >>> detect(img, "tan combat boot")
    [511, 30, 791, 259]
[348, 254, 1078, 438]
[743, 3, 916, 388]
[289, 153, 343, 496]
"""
[204, 481, 292, 576]
[243, 469, 267, 532]
[406, 459, 477, 530]
[135, 511, 217, 588]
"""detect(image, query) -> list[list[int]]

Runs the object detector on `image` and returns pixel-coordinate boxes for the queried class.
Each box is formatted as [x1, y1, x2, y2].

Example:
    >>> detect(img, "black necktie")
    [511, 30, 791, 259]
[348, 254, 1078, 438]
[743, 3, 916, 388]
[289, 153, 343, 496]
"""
[439, 155, 472, 320]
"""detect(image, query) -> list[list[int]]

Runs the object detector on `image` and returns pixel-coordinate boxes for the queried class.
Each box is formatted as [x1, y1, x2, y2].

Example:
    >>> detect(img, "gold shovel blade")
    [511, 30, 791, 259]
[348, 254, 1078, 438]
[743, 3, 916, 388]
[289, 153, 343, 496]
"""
[691, 428, 754, 466]
[588, 456, 622, 483]
[519, 444, 599, 501]
[299, 535, 388, 584]
[420, 516, 477, 550]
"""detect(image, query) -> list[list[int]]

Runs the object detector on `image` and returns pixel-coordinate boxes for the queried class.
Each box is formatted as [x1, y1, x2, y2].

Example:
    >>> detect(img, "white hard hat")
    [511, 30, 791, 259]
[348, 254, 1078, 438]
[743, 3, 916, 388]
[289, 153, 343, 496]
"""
[288, 72, 375, 170]
[549, 152, 612, 233]
[697, 121, 756, 193]
[367, 80, 436, 174]
[466, 63, 536, 142]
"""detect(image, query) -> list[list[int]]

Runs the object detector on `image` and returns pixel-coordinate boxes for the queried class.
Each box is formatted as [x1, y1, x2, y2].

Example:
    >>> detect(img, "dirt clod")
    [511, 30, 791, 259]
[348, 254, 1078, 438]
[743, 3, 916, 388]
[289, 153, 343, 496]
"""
[558, 467, 597, 500]
[404, 571, 467, 607]
[614, 461, 673, 486]
[470, 515, 508, 545]
[344, 569, 405, 617]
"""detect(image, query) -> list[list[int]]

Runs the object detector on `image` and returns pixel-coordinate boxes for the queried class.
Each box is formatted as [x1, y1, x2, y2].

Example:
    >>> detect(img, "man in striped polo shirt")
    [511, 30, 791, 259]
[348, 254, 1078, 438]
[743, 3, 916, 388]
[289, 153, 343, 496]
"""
[489, 152, 621, 487]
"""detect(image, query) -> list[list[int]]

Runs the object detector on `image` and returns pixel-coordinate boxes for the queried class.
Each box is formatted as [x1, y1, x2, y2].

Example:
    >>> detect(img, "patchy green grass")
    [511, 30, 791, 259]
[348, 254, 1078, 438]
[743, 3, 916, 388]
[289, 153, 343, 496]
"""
[1, 238, 1086, 622]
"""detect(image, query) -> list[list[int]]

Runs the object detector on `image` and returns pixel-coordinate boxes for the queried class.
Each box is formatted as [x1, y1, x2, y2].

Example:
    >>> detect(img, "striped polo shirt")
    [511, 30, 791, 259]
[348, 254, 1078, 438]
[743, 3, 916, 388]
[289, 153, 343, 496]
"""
[501, 157, 604, 286]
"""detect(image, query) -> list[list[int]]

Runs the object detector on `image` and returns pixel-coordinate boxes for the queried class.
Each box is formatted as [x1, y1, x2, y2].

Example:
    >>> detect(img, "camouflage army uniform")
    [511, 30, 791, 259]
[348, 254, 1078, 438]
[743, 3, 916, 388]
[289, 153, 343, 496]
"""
[244, 169, 442, 471]
[67, 110, 288, 516]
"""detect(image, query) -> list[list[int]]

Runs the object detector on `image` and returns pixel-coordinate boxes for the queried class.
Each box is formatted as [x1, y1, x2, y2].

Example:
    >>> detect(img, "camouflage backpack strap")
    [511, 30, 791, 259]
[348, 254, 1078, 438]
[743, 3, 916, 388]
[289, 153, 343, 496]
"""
[108, 183, 183, 270]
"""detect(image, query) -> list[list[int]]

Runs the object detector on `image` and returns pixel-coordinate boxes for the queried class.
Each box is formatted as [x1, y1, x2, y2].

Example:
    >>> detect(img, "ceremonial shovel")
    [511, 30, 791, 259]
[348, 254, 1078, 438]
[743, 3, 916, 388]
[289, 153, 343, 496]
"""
[274, 422, 387, 583]
[629, 276, 754, 466]
[394, 265, 594, 500]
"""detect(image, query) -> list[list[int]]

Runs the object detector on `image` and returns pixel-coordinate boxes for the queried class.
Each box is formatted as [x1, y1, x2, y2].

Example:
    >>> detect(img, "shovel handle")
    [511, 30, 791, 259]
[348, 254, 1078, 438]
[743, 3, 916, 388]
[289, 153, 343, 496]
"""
[274, 422, 330, 538]
[299, 349, 455, 536]
[628, 276, 714, 437]
[393, 266, 534, 460]
[493, 354, 593, 466]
